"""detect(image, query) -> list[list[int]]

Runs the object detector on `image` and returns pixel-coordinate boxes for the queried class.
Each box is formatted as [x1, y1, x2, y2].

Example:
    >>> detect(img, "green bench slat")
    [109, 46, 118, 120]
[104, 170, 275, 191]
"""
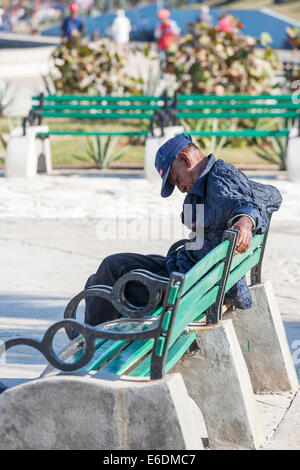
[187, 130, 290, 137]
[169, 285, 219, 347]
[164, 332, 196, 373]
[182, 240, 229, 295]
[33, 95, 166, 102]
[230, 234, 265, 272]
[101, 277, 220, 378]
[36, 130, 149, 137]
[180, 262, 225, 314]
[41, 111, 154, 120]
[34, 104, 161, 112]
[178, 103, 300, 110]
[98, 306, 164, 375]
[226, 248, 262, 292]
[177, 94, 293, 101]
[129, 331, 196, 378]
[86, 338, 129, 372]
[103, 266, 223, 376]
[72, 337, 106, 364]
[60, 306, 163, 375]
[97, 233, 264, 376]
[178, 112, 298, 119]
[100, 339, 154, 375]
[43, 336, 106, 376]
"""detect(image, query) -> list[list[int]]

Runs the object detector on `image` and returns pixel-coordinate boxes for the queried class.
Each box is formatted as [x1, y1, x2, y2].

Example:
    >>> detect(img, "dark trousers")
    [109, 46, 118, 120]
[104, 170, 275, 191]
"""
[84, 253, 168, 326]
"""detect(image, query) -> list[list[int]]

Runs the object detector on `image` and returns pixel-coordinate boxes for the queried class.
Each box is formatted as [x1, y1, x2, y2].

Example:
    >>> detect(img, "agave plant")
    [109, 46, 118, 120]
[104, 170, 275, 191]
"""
[180, 116, 237, 155]
[253, 122, 289, 170]
[74, 135, 131, 169]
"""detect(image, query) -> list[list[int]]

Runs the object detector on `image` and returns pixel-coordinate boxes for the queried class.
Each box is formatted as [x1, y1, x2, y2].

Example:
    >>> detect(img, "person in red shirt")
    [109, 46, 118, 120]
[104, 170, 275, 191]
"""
[154, 9, 180, 52]
[154, 9, 180, 69]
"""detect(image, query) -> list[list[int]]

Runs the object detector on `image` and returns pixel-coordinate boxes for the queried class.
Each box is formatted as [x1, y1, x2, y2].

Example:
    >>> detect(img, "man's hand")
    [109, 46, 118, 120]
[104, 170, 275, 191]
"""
[231, 216, 254, 254]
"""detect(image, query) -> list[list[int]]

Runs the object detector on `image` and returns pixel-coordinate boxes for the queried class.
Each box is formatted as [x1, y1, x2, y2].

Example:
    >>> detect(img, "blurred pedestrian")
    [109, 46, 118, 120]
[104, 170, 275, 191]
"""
[197, 5, 212, 26]
[217, 11, 233, 33]
[9, 6, 20, 33]
[30, 8, 40, 35]
[154, 9, 180, 68]
[91, 29, 101, 42]
[62, 2, 85, 40]
[109, 9, 132, 55]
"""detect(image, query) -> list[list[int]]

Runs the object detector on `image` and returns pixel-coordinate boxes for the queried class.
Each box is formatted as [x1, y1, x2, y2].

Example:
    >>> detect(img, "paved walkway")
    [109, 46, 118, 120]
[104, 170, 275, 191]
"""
[0, 170, 299, 449]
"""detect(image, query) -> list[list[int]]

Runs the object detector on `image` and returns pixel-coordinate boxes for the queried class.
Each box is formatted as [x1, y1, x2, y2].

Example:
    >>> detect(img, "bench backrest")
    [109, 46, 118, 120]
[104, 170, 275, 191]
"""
[30, 93, 170, 121]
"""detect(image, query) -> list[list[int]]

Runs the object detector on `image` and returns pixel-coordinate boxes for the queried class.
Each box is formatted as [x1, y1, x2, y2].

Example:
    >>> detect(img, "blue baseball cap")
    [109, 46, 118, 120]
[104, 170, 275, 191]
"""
[155, 133, 193, 198]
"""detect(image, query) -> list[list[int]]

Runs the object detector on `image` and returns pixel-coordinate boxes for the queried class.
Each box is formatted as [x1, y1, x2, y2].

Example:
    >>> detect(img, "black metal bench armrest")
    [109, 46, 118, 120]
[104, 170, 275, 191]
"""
[0, 271, 185, 379]
[64, 269, 169, 323]
[166, 239, 190, 257]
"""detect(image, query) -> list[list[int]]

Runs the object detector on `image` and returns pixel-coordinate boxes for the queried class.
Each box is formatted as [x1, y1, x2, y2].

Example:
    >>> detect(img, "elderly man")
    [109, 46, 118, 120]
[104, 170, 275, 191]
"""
[84, 134, 282, 326]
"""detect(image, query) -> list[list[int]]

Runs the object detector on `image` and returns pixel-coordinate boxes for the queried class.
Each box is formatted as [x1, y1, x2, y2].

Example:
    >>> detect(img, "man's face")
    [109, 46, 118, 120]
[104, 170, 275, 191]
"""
[167, 153, 196, 194]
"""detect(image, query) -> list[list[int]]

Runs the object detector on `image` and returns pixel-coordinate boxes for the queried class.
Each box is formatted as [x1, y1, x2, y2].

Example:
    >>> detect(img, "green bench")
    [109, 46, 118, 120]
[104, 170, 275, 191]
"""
[172, 93, 300, 139]
[22, 92, 171, 139]
[0, 225, 275, 449]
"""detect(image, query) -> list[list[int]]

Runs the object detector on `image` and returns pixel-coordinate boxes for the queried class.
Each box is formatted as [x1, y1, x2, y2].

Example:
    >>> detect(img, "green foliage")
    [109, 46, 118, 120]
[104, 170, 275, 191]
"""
[286, 26, 300, 49]
[74, 134, 131, 168]
[164, 20, 281, 94]
[180, 116, 237, 154]
[49, 38, 148, 95]
[252, 119, 289, 170]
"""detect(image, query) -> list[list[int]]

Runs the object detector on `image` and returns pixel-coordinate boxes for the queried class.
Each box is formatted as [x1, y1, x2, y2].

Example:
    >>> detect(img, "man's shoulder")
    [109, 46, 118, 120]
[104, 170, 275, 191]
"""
[209, 158, 239, 178]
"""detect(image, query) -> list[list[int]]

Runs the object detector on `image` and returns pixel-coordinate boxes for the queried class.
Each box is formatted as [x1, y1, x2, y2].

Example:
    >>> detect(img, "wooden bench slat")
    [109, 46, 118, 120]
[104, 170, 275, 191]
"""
[176, 94, 293, 101]
[165, 332, 197, 374]
[181, 262, 225, 310]
[100, 339, 154, 376]
[34, 104, 162, 112]
[230, 234, 265, 272]
[178, 103, 300, 110]
[187, 130, 290, 137]
[86, 339, 129, 372]
[41, 112, 154, 120]
[33, 95, 166, 102]
[61, 306, 163, 375]
[129, 332, 197, 378]
[182, 240, 229, 295]
[170, 285, 220, 347]
[178, 112, 298, 119]
[36, 131, 149, 137]
[102, 283, 219, 378]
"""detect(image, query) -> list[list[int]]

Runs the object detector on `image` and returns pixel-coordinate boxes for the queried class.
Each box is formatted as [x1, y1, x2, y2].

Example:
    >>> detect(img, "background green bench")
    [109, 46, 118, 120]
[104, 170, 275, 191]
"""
[23, 92, 171, 139]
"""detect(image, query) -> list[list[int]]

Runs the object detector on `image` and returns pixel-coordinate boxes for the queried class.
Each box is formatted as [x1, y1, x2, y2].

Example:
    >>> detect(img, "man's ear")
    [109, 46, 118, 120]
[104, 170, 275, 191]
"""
[177, 152, 192, 168]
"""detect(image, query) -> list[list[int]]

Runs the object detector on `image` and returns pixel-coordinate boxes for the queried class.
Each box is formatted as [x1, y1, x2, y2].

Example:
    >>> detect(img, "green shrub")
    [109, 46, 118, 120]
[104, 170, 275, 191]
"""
[48, 38, 152, 96]
[164, 20, 281, 94]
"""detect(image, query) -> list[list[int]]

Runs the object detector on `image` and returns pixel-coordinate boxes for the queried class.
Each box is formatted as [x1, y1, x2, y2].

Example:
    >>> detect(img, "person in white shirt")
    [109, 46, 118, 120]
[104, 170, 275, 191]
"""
[110, 9, 132, 55]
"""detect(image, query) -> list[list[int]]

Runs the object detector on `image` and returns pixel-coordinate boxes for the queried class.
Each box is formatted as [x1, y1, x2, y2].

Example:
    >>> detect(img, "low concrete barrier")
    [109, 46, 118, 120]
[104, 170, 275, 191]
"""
[0, 373, 205, 450]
